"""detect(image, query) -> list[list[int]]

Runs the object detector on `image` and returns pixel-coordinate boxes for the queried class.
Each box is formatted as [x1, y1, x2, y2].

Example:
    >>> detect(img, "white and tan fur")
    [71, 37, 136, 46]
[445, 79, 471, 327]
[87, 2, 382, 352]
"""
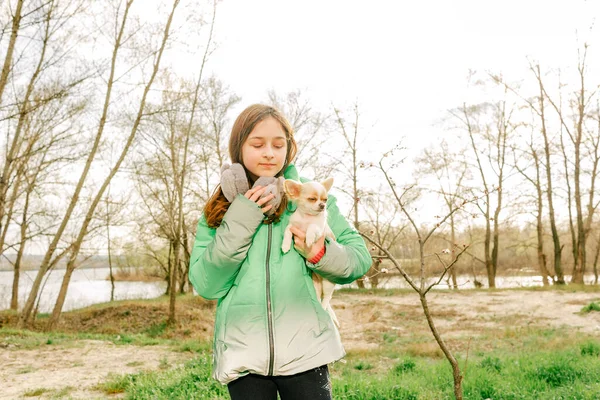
[281, 178, 339, 328]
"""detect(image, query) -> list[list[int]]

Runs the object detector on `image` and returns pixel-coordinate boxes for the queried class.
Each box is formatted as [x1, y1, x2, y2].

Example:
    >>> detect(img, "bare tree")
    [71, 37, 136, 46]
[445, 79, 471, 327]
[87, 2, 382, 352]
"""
[330, 103, 379, 287]
[8, 94, 83, 309]
[1, 0, 66, 252]
[497, 64, 567, 283]
[45, 0, 180, 329]
[17, 0, 180, 328]
[267, 90, 328, 176]
[166, 0, 217, 324]
[200, 75, 241, 169]
[530, 64, 566, 283]
[1, 0, 87, 311]
[415, 140, 470, 288]
[18, 0, 135, 327]
[540, 45, 599, 284]
[362, 150, 472, 400]
[362, 189, 405, 287]
[450, 87, 512, 289]
[511, 124, 554, 286]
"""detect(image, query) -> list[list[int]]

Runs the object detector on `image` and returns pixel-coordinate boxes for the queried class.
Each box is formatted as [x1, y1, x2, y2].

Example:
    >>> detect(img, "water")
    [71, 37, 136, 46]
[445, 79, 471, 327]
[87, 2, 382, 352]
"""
[342, 273, 598, 290]
[0, 268, 166, 313]
[1, 268, 597, 313]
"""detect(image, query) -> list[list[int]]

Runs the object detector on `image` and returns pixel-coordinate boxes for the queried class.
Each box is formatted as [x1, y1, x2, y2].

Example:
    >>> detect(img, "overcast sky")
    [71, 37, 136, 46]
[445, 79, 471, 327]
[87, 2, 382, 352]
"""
[201, 0, 599, 155]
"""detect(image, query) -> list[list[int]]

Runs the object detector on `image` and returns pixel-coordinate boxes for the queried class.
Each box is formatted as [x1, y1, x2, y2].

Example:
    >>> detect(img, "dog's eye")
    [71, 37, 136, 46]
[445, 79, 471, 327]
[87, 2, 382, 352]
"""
[323, 198, 328, 202]
[308, 197, 317, 201]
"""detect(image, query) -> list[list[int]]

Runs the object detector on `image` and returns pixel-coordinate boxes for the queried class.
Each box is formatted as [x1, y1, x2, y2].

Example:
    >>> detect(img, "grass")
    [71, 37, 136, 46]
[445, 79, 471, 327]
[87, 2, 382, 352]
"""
[95, 353, 229, 399]
[94, 343, 600, 399]
[22, 388, 51, 397]
[3, 289, 600, 399]
[581, 301, 600, 313]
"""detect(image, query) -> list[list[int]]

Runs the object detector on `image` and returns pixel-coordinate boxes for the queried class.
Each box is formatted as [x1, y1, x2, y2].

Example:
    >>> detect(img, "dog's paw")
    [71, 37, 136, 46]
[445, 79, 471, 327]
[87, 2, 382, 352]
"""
[305, 230, 321, 247]
[281, 241, 291, 253]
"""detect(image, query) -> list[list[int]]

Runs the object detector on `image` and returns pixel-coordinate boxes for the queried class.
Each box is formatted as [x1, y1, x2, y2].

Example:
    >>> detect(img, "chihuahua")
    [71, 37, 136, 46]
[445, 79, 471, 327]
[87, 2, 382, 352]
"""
[281, 178, 339, 328]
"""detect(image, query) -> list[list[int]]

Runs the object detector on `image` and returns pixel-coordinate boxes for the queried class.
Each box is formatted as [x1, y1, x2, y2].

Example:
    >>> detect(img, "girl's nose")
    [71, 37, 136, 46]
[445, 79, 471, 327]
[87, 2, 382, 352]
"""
[264, 147, 275, 159]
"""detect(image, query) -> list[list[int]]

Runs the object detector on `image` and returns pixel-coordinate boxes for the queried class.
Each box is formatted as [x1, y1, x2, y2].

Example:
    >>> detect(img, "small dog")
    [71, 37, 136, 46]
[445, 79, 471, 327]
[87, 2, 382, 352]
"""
[281, 178, 339, 328]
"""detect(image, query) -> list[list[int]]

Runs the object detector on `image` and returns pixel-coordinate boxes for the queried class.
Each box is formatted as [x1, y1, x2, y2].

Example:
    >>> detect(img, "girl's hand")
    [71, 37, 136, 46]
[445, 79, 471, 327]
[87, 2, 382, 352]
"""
[289, 226, 325, 260]
[245, 185, 276, 214]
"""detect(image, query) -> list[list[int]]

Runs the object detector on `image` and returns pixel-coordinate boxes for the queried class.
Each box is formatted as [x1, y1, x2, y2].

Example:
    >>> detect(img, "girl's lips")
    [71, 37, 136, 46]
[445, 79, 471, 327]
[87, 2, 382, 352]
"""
[259, 164, 276, 167]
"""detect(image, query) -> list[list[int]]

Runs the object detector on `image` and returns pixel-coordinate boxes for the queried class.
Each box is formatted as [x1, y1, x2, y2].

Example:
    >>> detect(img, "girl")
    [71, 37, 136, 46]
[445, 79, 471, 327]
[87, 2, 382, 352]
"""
[189, 104, 371, 400]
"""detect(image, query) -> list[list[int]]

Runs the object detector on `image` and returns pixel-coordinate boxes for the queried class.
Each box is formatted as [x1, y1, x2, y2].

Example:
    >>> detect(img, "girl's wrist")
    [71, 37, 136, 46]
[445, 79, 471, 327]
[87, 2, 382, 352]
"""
[308, 245, 326, 264]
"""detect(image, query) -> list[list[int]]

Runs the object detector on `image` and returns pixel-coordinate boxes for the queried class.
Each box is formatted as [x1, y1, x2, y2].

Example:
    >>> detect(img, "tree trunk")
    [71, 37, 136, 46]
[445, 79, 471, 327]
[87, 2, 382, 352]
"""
[0, 0, 24, 104]
[450, 214, 458, 289]
[419, 293, 463, 399]
[568, 58, 586, 285]
[10, 176, 32, 310]
[535, 65, 564, 284]
[107, 191, 115, 302]
[532, 150, 550, 285]
[592, 231, 599, 285]
[484, 198, 494, 288]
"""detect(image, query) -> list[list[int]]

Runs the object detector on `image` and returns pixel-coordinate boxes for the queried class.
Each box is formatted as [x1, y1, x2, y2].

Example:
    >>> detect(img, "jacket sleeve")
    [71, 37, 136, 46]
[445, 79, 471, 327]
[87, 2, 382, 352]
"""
[189, 194, 265, 300]
[308, 195, 371, 284]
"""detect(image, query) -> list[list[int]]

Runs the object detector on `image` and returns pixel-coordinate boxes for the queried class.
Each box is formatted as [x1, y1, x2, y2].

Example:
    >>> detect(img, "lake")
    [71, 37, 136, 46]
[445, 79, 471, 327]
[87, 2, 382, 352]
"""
[351, 273, 598, 290]
[0, 268, 166, 313]
[0, 268, 597, 313]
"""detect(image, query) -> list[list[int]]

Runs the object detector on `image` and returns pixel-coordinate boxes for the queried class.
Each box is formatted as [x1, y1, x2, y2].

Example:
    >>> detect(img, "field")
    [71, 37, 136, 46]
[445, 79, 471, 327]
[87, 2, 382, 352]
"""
[1, 286, 600, 399]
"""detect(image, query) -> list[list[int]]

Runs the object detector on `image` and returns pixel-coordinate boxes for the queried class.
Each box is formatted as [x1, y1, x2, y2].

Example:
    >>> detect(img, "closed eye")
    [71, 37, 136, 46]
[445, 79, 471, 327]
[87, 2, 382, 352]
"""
[307, 197, 317, 201]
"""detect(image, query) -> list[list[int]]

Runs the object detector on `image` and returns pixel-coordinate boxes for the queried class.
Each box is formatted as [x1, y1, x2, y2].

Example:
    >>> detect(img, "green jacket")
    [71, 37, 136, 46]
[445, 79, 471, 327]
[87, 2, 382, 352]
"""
[189, 165, 371, 384]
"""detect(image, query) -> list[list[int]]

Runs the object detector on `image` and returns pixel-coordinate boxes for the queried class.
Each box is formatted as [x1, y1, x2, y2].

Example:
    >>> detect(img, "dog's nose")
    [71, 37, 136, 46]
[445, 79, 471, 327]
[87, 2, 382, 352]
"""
[319, 203, 325, 210]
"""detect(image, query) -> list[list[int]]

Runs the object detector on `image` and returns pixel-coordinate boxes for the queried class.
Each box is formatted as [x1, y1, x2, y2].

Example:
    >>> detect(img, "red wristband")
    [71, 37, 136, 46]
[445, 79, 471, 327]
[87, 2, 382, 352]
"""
[308, 246, 326, 264]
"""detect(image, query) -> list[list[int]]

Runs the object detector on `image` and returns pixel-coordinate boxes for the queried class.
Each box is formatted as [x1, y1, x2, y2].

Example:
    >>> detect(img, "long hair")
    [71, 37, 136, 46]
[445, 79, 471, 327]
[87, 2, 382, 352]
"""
[204, 104, 298, 228]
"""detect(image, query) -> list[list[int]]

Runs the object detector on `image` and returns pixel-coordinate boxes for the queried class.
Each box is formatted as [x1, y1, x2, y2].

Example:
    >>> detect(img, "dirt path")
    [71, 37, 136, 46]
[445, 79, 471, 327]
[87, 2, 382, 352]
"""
[0, 340, 194, 400]
[1, 289, 599, 399]
[335, 289, 600, 351]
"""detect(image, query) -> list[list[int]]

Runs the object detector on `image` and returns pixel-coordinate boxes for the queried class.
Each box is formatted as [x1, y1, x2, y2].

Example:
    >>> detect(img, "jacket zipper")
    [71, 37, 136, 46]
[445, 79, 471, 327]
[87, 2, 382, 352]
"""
[266, 224, 275, 375]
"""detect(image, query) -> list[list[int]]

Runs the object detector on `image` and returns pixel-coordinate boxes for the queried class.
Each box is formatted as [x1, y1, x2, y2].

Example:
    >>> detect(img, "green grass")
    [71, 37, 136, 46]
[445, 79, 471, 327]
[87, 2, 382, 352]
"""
[581, 301, 600, 313]
[94, 339, 600, 399]
[96, 352, 229, 399]
[4, 289, 600, 399]
[0, 327, 171, 349]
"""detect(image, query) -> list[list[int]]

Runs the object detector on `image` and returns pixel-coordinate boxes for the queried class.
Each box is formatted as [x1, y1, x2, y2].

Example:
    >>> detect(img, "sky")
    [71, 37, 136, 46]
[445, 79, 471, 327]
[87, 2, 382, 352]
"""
[202, 0, 599, 156]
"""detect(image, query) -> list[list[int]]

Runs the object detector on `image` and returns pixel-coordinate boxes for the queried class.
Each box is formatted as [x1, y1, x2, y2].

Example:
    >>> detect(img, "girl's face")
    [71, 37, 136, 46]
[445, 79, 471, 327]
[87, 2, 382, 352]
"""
[242, 117, 288, 181]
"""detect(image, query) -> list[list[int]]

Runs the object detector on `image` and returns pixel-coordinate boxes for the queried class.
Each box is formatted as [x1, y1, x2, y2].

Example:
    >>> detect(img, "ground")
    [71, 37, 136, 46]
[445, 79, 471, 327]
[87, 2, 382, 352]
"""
[1, 289, 599, 399]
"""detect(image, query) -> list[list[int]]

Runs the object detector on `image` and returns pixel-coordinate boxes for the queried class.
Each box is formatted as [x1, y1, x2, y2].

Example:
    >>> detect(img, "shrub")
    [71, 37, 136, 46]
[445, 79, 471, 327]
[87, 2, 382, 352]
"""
[393, 358, 416, 374]
[354, 361, 373, 370]
[479, 355, 502, 373]
[580, 341, 600, 357]
[581, 302, 600, 313]
[531, 357, 581, 387]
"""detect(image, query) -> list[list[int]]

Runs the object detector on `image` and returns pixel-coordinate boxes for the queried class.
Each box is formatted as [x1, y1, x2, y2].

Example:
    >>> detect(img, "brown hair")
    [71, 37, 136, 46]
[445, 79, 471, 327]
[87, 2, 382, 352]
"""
[204, 104, 298, 228]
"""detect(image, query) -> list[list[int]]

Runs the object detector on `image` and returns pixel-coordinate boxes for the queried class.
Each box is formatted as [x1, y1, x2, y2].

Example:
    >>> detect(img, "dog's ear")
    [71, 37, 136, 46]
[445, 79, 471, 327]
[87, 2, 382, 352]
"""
[321, 177, 334, 192]
[284, 179, 302, 199]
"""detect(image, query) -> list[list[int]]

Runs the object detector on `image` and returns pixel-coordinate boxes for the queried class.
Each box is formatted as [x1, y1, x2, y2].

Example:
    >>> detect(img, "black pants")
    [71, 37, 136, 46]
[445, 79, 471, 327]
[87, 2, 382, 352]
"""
[227, 365, 332, 400]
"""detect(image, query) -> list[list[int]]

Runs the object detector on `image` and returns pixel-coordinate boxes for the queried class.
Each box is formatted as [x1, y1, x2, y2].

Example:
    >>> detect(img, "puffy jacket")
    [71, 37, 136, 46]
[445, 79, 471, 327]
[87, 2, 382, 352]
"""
[189, 164, 371, 384]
